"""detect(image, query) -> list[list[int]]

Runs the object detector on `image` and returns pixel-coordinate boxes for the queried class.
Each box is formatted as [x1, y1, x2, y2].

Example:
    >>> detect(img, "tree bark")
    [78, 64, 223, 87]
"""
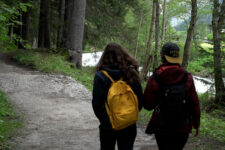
[57, 0, 65, 48]
[21, 10, 29, 42]
[182, 0, 197, 69]
[20, 0, 30, 49]
[212, 0, 225, 106]
[9, 25, 14, 41]
[63, 0, 69, 47]
[153, 0, 160, 70]
[21, 0, 29, 41]
[161, 0, 167, 41]
[135, 0, 147, 59]
[13, 14, 23, 49]
[66, 0, 86, 68]
[141, 0, 156, 81]
[38, 0, 51, 48]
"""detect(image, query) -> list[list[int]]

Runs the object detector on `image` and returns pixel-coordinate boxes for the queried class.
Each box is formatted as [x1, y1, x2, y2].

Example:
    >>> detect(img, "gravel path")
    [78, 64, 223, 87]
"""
[0, 54, 157, 150]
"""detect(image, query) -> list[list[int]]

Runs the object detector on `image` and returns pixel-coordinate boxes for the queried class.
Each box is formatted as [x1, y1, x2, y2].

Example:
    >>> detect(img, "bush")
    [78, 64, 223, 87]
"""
[0, 91, 22, 149]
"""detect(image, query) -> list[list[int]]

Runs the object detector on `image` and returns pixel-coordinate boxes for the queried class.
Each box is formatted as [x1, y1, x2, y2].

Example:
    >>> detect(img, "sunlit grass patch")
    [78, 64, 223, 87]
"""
[200, 43, 213, 49]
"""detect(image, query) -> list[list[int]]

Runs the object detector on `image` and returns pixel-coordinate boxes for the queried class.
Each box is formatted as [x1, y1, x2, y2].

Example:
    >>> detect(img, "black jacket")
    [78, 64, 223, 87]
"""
[92, 67, 143, 129]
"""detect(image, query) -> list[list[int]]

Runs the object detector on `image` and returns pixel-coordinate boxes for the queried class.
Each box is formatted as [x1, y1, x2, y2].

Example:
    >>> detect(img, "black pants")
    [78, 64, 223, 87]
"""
[99, 125, 137, 150]
[154, 132, 189, 150]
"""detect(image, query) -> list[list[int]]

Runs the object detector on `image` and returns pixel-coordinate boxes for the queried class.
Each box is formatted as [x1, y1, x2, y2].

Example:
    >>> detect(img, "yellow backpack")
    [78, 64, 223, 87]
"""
[102, 70, 139, 130]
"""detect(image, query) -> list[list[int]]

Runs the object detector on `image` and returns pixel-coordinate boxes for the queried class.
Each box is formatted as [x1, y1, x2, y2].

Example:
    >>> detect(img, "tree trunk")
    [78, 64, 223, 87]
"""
[21, 10, 29, 42]
[141, 0, 156, 81]
[13, 14, 24, 49]
[9, 25, 14, 41]
[20, 0, 30, 49]
[63, 0, 69, 47]
[153, 0, 160, 70]
[161, 0, 167, 41]
[57, 0, 65, 48]
[212, 0, 225, 106]
[182, 0, 197, 69]
[66, 0, 86, 68]
[135, 0, 146, 59]
[38, 0, 51, 48]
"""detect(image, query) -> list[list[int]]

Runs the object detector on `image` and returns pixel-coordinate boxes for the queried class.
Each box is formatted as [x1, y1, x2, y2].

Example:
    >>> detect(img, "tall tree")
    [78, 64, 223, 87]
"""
[57, 0, 65, 48]
[182, 0, 197, 68]
[66, 0, 86, 68]
[141, 0, 156, 80]
[161, 0, 167, 41]
[212, 0, 225, 106]
[20, 0, 30, 48]
[134, 0, 146, 59]
[38, 0, 51, 48]
[153, 0, 160, 70]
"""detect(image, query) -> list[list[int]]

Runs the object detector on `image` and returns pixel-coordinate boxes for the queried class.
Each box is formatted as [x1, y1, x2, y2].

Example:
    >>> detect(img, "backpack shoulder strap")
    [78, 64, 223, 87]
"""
[181, 71, 188, 84]
[101, 70, 115, 83]
[152, 71, 161, 84]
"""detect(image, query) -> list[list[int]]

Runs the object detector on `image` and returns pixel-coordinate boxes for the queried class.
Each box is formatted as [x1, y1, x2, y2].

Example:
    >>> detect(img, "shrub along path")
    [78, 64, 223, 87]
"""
[0, 54, 157, 150]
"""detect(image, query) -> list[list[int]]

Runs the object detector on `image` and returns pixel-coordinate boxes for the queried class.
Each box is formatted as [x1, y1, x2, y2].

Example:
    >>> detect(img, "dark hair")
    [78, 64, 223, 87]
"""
[95, 42, 141, 85]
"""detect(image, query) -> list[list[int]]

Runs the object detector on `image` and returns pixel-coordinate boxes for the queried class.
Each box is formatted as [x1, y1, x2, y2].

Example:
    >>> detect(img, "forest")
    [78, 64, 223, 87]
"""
[0, 0, 225, 149]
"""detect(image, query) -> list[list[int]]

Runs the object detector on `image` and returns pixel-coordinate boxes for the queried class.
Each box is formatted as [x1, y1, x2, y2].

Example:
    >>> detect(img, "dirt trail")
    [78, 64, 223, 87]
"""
[0, 54, 157, 150]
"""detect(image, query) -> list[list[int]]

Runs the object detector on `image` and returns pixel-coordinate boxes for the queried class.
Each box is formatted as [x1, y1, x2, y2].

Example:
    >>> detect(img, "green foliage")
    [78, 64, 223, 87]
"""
[0, 0, 31, 51]
[0, 1, 16, 50]
[0, 91, 22, 149]
[187, 43, 215, 76]
[207, 33, 213, 41]
[200, 112, 225, 143]
[188, 57, 213, 76]
[200, 43, 213, 53]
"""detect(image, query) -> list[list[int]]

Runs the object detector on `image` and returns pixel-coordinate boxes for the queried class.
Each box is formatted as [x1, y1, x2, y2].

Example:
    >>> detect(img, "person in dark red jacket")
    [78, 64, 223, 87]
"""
[144, 42, 200, 150]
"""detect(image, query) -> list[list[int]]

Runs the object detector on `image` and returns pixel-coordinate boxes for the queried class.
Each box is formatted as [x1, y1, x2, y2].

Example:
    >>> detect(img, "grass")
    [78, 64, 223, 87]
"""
[7, 49, 95, 90]
[0, 91, 23, 150]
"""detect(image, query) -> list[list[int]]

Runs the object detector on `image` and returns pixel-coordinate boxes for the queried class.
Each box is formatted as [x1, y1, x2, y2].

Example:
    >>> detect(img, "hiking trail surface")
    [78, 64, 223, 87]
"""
[0, 54, 157, 150]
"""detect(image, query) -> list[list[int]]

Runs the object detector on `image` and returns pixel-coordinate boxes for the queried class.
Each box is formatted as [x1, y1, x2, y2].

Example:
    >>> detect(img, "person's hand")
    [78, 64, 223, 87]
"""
[194, 128, 200, 137]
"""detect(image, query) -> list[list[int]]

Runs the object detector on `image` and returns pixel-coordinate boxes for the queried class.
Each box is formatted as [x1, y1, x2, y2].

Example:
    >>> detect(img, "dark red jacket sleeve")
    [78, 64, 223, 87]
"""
[186, 74, 201, 129]
[144, 76, 159, 110]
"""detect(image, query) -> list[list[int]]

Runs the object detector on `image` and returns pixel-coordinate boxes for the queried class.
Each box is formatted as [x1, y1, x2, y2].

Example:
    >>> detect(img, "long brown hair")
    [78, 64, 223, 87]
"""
[95, 42, 141, 85]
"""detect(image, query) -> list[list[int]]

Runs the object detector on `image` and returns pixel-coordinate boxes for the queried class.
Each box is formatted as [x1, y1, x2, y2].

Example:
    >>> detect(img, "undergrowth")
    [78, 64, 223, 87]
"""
[0, 91, 22, 149]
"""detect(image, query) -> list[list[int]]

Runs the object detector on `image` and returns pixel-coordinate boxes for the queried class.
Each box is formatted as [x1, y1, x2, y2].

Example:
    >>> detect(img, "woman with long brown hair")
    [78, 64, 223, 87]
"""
[92, 42, 143, 150]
